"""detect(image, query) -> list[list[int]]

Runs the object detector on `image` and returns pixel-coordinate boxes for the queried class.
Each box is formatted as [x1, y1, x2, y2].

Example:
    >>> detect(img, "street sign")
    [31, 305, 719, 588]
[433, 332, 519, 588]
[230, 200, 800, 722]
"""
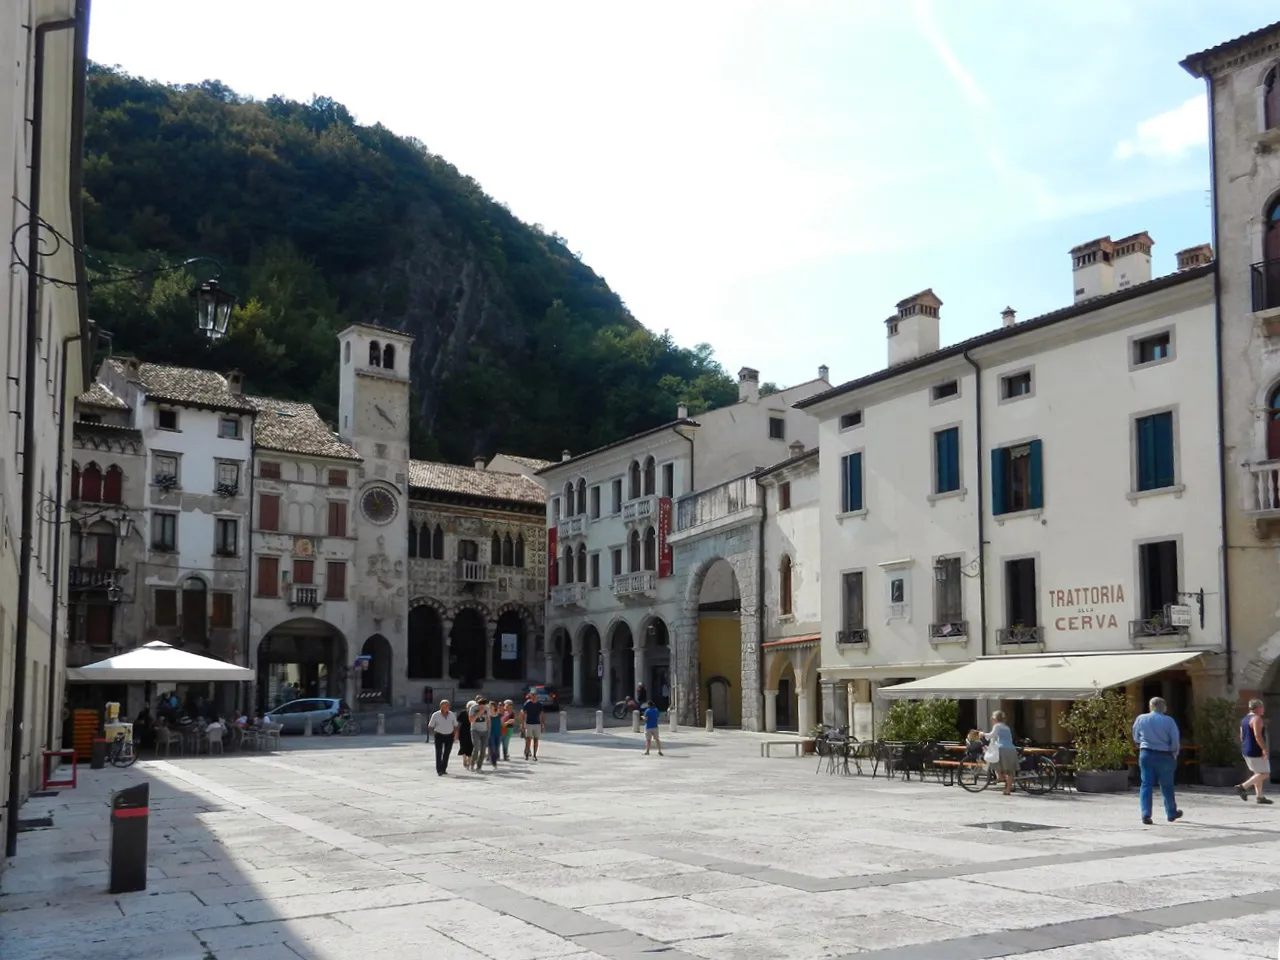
[1168, 604, 1193, 628]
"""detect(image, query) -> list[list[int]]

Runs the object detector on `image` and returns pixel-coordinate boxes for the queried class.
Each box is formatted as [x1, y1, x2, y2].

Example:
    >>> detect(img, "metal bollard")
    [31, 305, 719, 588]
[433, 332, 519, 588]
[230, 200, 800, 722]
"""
[413, 713, 422, 736]
[558, 711, 568, 734]
[109, 783, 149, 894]
[595, 710, 604, 733]
[304, 714, 313, 737]
[668, 710, 677, 733]
[631, 710, 641, 733]
[706, 709, 714, 732]
[376, 713, 386, 736]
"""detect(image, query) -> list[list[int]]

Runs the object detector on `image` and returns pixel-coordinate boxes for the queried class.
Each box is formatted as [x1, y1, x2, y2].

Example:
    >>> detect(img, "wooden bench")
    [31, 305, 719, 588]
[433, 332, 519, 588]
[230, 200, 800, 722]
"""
[761, 739, 811, 758]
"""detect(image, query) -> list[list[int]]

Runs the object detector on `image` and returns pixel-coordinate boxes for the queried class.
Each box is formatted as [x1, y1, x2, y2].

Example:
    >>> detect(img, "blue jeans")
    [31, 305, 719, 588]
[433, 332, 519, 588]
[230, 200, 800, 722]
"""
[1138, 750, 1177, 820]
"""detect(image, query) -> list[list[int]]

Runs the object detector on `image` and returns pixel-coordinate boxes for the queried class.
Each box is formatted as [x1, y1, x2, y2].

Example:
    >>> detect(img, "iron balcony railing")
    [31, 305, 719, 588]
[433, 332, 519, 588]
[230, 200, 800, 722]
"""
[836, 628, 869, 647]
[676, 475, 756, 532]
[929, 620, 968, 642]
[1250, 258, 1280, 313]
[997, 624, 1043, 646]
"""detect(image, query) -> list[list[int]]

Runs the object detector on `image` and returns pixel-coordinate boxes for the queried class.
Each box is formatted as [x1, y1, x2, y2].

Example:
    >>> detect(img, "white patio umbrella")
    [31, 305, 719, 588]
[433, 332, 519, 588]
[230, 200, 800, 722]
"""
[65, 640, 254, 683]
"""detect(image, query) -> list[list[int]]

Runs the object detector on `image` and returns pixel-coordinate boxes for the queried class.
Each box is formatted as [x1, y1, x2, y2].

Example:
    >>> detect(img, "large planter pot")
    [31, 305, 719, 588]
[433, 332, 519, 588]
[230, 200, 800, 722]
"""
[1199, 765, 1242, 788]
[801, 739, 817, 756]
[1077, 769, 1130, 793]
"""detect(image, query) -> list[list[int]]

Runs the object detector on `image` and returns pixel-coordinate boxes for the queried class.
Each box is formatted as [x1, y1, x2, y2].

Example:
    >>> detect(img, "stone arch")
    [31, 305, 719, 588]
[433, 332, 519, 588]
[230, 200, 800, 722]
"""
[603, 616, 634, 651]
[676, 552, 759, 729]
[451, 599, 492, 622]
[409, 595, 449, 619]
[407, 604, 446, 680]
[495, 601, 535, 623]
[575, 621, 603, 705]
[255, 617, 349, 712]
[606, 618, 636, 704]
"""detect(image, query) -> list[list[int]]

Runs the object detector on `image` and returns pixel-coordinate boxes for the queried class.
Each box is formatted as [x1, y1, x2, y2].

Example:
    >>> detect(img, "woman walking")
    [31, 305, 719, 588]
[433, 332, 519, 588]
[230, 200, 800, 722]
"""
[470, 698, 491, 771]
[985, 710, 1018, 796]
[458, 700, 475, 770]
[501, 700, 516, 761]
[487, 700, 504, 766]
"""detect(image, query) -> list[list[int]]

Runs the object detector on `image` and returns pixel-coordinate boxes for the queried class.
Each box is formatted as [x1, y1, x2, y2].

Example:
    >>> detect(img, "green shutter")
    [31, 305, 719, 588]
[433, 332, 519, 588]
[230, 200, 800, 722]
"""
[936, 428, 960, 494]
[1153, 412, 1175, 488]
[991, 448, 1006, 515]
[849, 453, 863, 511]
[1029, 439, 1044, 509]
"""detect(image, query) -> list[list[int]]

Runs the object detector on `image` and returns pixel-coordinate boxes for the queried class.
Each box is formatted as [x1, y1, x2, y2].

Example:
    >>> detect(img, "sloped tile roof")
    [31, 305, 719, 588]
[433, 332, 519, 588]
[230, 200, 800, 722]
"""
[76, 380, 129, 410]
[247, 397, 361, 461]
[1181, 21, 1280, 76]
[495, 453, 553, 471]
[108, 359, 256, 412]
[410, 460, 546, 505]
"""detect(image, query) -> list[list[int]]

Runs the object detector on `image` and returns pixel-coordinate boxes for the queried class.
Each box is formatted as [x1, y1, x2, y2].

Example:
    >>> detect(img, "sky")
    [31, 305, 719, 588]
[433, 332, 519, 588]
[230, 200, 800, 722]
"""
[86, 1, 1275, 390]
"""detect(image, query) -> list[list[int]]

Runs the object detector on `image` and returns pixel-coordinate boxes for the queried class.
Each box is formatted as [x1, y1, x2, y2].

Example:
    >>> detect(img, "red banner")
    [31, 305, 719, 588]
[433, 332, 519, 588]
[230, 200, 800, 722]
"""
[658, 496, 673, 578]
[547, 526, 557, 591]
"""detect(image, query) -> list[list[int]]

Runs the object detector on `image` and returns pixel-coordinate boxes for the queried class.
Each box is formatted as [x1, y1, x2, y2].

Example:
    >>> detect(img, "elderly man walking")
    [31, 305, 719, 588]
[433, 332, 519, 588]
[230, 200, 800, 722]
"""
[427, 700, 459, 776]
[1132, 697, 1183, 826]
[1236, 699, 1273, 805]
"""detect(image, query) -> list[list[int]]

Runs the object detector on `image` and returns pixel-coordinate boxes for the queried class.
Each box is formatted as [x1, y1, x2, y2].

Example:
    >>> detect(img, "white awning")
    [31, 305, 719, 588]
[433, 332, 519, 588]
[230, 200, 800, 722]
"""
[66, 641, 254, 683]
[876, 650, 1204, 701]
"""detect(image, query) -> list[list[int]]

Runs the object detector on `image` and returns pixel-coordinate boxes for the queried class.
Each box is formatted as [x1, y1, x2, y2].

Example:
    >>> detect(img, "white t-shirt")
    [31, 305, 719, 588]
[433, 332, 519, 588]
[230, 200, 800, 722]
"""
[428, 710, 459, 735]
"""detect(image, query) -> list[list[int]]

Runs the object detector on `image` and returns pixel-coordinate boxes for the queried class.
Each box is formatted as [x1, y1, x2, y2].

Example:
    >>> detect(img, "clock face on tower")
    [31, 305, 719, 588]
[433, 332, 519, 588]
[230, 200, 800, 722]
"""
[360, 487, 398, 525]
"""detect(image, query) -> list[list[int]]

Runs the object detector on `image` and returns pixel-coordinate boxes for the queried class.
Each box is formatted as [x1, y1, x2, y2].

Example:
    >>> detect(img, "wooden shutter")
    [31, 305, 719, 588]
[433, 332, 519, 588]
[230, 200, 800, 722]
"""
[259, 494, 280, 531]
[86, 605, 113, 646]
[328, 469, 348, 487]
[102, 466, 123, 504]
[259, 461, 281, 479]
[327, 501, 347, 537]
[990, 448, 1006, 515]
[293, 559, 314, 584]
[257, 556, 279, 597]
[211, 592, 233, 628]
[1028, 439, 1044, 510]
[325, 561, 346, 599]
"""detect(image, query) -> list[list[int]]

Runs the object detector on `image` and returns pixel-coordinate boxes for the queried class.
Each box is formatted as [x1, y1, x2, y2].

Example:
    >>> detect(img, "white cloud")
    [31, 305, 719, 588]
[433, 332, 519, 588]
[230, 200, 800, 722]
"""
[1114, 94, 1208, 161]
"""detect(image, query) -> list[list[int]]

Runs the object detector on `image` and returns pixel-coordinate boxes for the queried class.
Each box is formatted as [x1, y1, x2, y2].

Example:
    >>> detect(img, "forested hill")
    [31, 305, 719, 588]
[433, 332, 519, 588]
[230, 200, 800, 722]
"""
[81, 65, 737, 461]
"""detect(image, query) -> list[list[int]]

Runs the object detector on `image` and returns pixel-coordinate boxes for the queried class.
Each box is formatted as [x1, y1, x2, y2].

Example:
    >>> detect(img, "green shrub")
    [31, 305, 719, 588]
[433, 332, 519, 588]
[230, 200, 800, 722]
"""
[1193, 697, 1240, 768]
[878, 699, 960, 742]
[1060, 690, 1132, 771]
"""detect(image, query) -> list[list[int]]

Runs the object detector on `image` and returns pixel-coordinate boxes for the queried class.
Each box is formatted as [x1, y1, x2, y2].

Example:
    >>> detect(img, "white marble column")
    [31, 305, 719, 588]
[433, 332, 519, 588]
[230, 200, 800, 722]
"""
[633, 644, 646, 700]
[797, 686, 813, 735]
[484, 620, 496, 682]
[544, 651, 555, 686]
[572, 652, 584, 706]
[764, 689, 778, 733]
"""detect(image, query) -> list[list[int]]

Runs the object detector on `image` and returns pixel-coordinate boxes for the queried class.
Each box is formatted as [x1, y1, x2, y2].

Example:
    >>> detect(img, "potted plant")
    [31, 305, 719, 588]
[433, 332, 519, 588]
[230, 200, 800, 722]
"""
[1061, 690, 1132, 793]
[804, 725, 824, 755]
[1193, 696, 1242, 788]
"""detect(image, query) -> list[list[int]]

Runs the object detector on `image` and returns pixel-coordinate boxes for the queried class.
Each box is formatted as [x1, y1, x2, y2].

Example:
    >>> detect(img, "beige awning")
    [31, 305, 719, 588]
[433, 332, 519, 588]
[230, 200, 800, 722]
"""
[66, 640, 254, 683]
[876, 650, 1204, 701]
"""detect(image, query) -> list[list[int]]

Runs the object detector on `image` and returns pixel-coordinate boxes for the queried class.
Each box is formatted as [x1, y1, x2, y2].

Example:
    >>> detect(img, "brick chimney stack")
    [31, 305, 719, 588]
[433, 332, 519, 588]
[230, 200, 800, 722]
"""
[1176, 244, 1214, 271]
[1113, 232, 1154, 290]
[474, 456, 486, 470]
[1071, 237, 1115, 303]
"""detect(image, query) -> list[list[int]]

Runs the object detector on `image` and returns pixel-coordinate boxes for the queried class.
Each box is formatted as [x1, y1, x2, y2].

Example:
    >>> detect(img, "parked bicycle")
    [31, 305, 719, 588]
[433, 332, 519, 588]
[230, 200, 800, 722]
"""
[107, 731, 137, 768]
[612, 696, 642, 720]
[319, 710, 362, 736]
[956, 746, 1057, 795]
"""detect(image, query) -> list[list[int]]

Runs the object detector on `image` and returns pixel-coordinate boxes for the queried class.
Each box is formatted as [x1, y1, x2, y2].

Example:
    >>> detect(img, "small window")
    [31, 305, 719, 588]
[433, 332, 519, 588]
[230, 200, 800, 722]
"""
[218, 417, 241, 439]
[839, 410, 863, 430]
[214, 518, 238, 556]
[154, 589, 178, 627]
[768, 417, 785, 440]
[259, 494, 281, 532]
[325, 561, 346, 599]
[1001, 371, 1033, 400]
[1139, 540, 1179, 619]
[369, 341, 381, 367]
[80, 413, 101, 424]
[611, 479, 623, 513]
[153, 454, 178, 484]
[932, 380, 959, 401]
[152, 512, 177, 551]
[327, 501, 347, 537]
[779, 555, 793, 615]
[1266, 66, 1279, 132]
[611, 548, 623, 578]
[991, 441, 1042, 515]
[1005, 557, 1038, 629]
[551, 497, 561, 521]
[382, 344, 396, 369]
[329, 469, 348, 487]
[841, 572, 864, 633]
[257, 556, 279, 597]
[662, 463, 674, 498]
[778, 481, 792, 510]
[890, 577, 905, 605]
[216, 462, 240, 491]
[259, 461, 281, 480]
[887, 321, 899, 336]
[157, 408, 178, 430]
[589, 485, 601, 519]
[1133, 332, 1172, 366]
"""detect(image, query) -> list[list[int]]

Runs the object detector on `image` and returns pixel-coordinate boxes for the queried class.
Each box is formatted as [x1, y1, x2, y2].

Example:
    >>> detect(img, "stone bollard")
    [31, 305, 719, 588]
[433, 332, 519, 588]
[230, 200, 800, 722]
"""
[595, 710, 604, 734]
[668, 710, 677, 733]
[304, 714, 313, 737]
[413, 713, 422, 737]
[705, 709, 714, 732]
[376, 713, 386, 736]
[559, 711, 568, 734]
[632, 710, 641, 733]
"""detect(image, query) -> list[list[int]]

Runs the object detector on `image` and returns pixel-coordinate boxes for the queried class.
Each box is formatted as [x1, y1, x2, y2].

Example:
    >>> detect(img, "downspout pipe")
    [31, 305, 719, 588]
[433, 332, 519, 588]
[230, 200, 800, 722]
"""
[962, 350, 987, 659]
[242, 415, 257, 713]
[756, 476, 766, 733]
[7, 5, 86, 860]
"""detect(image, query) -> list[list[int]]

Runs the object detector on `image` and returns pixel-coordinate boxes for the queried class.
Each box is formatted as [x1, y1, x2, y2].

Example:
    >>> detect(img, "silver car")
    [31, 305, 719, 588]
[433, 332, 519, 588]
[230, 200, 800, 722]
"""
[264, 697, 344, 733]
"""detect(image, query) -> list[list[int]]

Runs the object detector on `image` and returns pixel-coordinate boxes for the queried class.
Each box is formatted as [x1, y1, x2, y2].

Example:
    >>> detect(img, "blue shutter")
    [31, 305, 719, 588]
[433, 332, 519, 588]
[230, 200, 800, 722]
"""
[840, 454, 850, 511]
[1153, 412, 1175, 488]
[848, 453, 863, 511]
[1029, 439, 1044, 510]
[991, 448, 1006, 515]
[936, 428, 960, 493]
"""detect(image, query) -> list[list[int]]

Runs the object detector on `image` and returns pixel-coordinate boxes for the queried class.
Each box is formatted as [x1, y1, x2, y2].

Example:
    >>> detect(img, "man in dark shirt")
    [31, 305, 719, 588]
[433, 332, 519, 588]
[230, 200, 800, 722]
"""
[521, 691, 544, 761]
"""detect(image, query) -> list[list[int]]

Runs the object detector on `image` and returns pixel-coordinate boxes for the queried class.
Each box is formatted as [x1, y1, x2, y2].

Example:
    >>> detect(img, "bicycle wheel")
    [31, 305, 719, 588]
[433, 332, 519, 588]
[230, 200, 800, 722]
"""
[342, 719, 362, 735]
[319, 719, 335, 736]
[956, 761, 992, 792]
[110, 742, 137, 768]
[612, 704, 626, 720]
[1020, 757, 1056, 795]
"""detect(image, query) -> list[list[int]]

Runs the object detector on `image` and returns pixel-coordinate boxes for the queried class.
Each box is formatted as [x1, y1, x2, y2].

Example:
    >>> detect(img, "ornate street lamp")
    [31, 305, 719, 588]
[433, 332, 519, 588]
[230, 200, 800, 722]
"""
[193, 279, 236, 340]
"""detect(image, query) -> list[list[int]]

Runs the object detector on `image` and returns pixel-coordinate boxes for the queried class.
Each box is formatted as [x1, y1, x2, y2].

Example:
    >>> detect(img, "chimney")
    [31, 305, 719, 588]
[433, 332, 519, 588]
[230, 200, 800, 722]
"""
[818, 364, 829, 381]
[1070, 236, 1115, 303]
[677, 403, 688, 420]
[887, 289, 942, 367]
[1176, 243, 1213, 271]
[788, 440, 805, 458]
[561, 449, 571, 462]
[1113, 232, 1153, 290]
[737, 367, 759, 403]
[1001, 306, 1016, 328]
[226, 370, 243, 394]
[474, 456, 486, 470]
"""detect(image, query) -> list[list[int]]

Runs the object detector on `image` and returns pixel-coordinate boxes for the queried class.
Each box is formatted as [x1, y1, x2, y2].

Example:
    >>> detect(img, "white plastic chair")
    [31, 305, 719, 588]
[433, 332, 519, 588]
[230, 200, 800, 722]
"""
[207, 726, 225, 755]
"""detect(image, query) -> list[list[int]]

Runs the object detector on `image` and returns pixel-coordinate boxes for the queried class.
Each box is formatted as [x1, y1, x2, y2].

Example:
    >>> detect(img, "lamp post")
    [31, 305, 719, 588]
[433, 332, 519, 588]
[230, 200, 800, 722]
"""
[193, 279, 236, 340]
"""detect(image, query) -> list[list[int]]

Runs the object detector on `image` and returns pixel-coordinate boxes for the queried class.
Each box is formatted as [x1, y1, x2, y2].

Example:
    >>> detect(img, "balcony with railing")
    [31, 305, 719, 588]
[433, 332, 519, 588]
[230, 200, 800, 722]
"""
[836, 628, 869, 648]
[1250, 259, 1280, 317]
[456, 560, 492, 583]
[672, 475, 760, 541]
[557, 514, 586, 538]
[621, 496, 656, 525]
[929, 620, 968, 645]
[997, 624, 1043, 649]
[288, 584, 320, 610]
[551, 582, 588, 607]
[612, 571, 656, 600]
[68, 566, 125, 591]
[1246, 461, 1280, 522]
[1129, 608, 1191, 644]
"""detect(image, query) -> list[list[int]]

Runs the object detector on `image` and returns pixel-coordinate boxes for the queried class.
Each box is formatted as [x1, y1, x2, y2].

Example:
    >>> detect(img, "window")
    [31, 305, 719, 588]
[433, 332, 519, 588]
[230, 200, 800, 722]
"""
[154, 589, 178, 627]
[491, 531, 502, 564]
[1000, 370, 1033, 400]
[369, 341, 381, 366]
[503, 534, 514, 566]
[458, 539, 479, 562]
[214, 518, 238, 556]
[589, 552, 600, 587]
[80, 463, 102, 501]
[551, 496, 561, 521]
[839, 410, 863, 430]
[768, 417, 785, 440]
[153, 454, 178, 485]
[662, 463, 674, 498]
[326, 500, 347, 537]
[100, 466, 122, 504]
[779, 556, 793, 615]
[1139, 540, 1179, 619]
[86, 604, 114, 647]
[514, 534, 525, 567]
[1005, 557, 1038, 628]
[257, 556, 279, 597]
[991, 441, 1042, 515]
[1266, 66, 1279, 131]
[152, 512, 177, 551]
[576, 544, 587, 582]
[259, 494, 281, 531]
[211, 592, 234, 628]
[612, 548, 623, 578]
[841, 572, 865, 633]
[382, 343, 396, 369]
[934, 427, 961, 495]
[611, 479, 623, 513]
[644, 526, 657, 570]
[778, 481, 792, 510]
[79, 413, 101, 424]
[643, 457, 656, 496]
[840, 452, 864, 513]
[576, 478, 587, 515]
[157, 408, 178, 430]
[934, 557, 963, 623]
[563, 546, 575, 583]
[629, 461, 641, 499]
[932, 380, 959, 401]
[328, 469, 348, 487]
[1135, 411, 1176, 492]
[890, 577, 905, 604]
[1133, 332, 1172, 366]
[259, 461, 281, 479]
[629, 530, 641, 571]
[293, 559, 314, 584]
[590, 486, 601, 519]
[325, 561, 346, 600]
[70, 463, 80, 500]
[217, 461, 240, 490]
[564, 482, 576, 517]
[431, 525, 444, 560]
[218, 417, 241, 439]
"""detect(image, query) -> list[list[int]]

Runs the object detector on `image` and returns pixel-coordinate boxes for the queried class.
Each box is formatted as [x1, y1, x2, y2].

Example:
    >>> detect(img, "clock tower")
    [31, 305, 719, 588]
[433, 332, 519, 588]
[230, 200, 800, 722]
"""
[337, 323, 415, 707]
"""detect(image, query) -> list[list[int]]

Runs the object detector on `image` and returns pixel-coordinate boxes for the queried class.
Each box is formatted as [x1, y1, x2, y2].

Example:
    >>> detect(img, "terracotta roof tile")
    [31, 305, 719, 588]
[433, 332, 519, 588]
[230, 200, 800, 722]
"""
[108, 359, 256, 411]
[247, 397, 361, 461]
[76, 380, 129, 410]
[409, 460, 546, 505]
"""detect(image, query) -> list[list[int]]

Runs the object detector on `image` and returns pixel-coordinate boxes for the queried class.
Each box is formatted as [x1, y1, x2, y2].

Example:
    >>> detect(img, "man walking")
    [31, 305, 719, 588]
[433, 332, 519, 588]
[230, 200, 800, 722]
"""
[1236, 699, 1273, 804]
[643, 700, 663, 756]
[427, 699, 459, 776]
[521, 690, 543, 761]
[1132, 696, 1183, 826]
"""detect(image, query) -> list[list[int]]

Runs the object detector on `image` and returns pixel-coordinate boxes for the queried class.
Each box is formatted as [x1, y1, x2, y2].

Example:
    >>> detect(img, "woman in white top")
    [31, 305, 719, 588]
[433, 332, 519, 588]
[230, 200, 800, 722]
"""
[985, 711, 1018, 796]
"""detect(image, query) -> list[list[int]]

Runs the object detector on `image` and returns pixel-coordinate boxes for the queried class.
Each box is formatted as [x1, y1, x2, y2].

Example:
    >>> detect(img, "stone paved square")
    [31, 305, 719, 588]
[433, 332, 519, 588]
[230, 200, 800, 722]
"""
[4, 728, 1280, 958]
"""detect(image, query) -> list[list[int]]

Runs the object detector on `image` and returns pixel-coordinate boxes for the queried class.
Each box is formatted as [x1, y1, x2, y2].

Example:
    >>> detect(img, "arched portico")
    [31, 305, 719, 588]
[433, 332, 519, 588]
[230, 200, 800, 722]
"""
[762, 639, 820, 733]
[360, 634, 393, 703]
[606, 619, 635, 707]
[639, 615, 671, 709]
[575, 623, 602, 706]
[256, 617, 349, 712]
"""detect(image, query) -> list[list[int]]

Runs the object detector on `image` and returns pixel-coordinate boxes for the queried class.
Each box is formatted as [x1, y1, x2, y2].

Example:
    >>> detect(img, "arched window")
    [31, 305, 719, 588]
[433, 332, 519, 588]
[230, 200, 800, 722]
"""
[1266, 66, 1279, 132]
[780, 555, 793, 616]
[502, 534, 514, 566]
[564, 482, 575, 517]
[431, 524, 444, 560]
[629, 530, 641, 572]
[643, 526, 656, 571]
[103, 466, 123, 504]
[576, 478, 587, 515]
[491, 531, 502, 565]
[514, 534, 525, 568]
[563, 545, 575, 583]
[577, 543, 587, 582]
[408, 522, 418, 559]
[81, 463, 102, 503]
[382, 343, 396, 369]
[344, 341, 351, 363]
[369, 341, 381, 366]
[70, 463, 81, 500]
[628, 461, 641, 499]
[419, 523, 432, 559]
[643, 456, 656, 496]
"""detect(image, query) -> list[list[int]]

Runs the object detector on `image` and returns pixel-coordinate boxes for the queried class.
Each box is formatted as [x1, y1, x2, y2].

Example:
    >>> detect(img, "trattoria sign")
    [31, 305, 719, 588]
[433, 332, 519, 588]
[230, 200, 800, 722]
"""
[1050, 585, 1125, 631]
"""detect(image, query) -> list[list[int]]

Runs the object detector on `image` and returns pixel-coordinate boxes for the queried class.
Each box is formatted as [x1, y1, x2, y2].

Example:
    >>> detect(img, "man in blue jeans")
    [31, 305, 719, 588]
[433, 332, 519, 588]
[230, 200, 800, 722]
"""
[1132, 696, 1183, 826]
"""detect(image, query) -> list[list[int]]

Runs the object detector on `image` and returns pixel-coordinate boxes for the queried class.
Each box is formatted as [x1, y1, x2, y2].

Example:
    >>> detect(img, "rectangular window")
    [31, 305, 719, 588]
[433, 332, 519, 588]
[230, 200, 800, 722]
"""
[86, 605, 113, 646]
[458, 539, 479, 562]
[839, 410, 862, 430]
[259, 460, 281, 479]
[991, 440, 1043, 515]
[327, 501, 348, 537]
[590, 553, 600, 587]
[152, 512, 177, 550]
[1134, 332, 1172, 366]
[551, 497, 561, 521]
[259, 494, 280, 531]
[154, 589, 178, 627]
[840, 452, 863, 513]
[257, 556, 280, 597]
[934, 427, 961, 494]
[842, 572, 864, 631]
[157, 408, 178, 430]
[1135, 411, 1175, 492]
[778, 481, 792, 510]
[325, 561, 346, 600]
[768, 416, 785, 440]
[662, 463, 674, 498]
[1005, 558, 1038, 627]
[590, 485, 601, 519]
[80, 413, 101, 424]
[216, 461, 240, 491]
[153, 453, 178, 484]
[293, 559, 314, 584]
[932, 380, 959, 401]
[611, 479, 622, 513]
[328, 469, 348, 487]
[211, 592, 234, 628]
[611, 548, 623, 578]
[934, 557, 963, 622]
[214, 518, 238, 556]
[1139, 540, 1179, 618]
[218, 417, 241, 439]
[1001, 370, 1033, 400]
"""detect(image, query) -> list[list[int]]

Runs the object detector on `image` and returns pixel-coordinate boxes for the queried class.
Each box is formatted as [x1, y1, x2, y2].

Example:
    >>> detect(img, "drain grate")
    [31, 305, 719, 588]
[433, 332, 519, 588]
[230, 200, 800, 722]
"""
[29, 790, 60, 798]
[968, 820, 1058, 833]
[17, 817, 54, 832]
